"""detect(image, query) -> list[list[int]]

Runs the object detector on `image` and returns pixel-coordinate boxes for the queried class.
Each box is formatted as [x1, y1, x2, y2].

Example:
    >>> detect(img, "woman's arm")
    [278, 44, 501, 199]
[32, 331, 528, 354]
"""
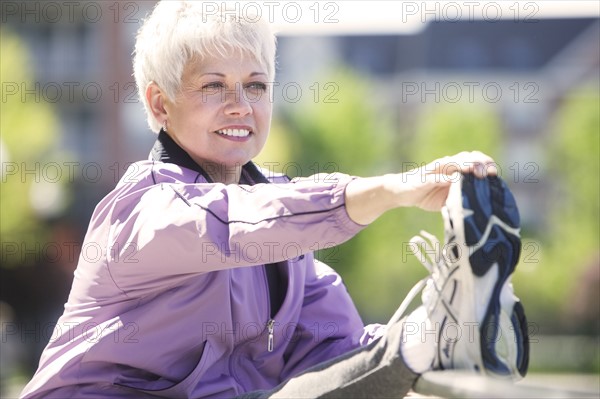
[345, 151, 497, 225]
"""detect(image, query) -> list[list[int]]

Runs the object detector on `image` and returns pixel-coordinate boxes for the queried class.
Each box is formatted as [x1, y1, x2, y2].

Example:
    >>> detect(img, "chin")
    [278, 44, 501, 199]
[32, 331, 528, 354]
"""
[223, 153, 256, 167]
[211, 158, 250, 169]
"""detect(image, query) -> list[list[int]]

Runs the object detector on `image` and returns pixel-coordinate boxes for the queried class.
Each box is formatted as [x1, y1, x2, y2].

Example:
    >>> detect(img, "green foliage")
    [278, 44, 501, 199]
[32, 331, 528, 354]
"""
[549, 86, 599, 245]
[0, 29, 57, 160]
[514, 85, 600, 334]
[0, 28, 61, 267]
[408, 101, 502, 162]
[286, 67, 393, 177]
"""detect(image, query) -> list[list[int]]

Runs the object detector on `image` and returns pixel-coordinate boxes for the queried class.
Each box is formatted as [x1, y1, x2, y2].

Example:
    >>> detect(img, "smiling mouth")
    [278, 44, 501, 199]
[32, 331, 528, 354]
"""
[216, 128, 251, 138]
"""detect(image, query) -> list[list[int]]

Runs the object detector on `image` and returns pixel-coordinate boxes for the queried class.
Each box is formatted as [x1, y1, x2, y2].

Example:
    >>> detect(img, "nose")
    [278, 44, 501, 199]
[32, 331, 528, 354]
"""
[223, 84, 252, 116]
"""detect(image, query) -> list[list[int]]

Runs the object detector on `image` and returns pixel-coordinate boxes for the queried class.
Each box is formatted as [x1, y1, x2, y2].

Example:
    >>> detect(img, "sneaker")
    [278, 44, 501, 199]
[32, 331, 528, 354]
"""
[405, 173, 529, 379]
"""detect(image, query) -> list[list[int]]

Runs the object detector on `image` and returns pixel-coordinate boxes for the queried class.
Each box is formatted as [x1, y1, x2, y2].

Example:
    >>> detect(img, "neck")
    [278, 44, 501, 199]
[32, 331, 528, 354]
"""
[198, 161, 242, 184]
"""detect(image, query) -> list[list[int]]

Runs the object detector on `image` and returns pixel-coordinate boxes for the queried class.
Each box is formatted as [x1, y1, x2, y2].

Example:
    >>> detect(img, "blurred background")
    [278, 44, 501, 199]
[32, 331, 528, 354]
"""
[1, 1, 598, 396]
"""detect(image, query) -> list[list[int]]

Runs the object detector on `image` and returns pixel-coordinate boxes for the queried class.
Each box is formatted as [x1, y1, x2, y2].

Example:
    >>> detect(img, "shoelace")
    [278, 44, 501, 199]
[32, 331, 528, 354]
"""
[387, 230, 449, 327]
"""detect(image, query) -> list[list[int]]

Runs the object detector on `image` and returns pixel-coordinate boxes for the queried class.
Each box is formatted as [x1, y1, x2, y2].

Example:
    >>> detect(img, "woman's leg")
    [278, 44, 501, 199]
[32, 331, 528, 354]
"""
[239, 318, 419, 399]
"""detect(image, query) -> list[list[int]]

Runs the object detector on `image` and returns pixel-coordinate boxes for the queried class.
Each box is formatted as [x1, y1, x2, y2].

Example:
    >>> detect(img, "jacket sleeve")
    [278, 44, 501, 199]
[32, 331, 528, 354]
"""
[105, 172, 365, 292]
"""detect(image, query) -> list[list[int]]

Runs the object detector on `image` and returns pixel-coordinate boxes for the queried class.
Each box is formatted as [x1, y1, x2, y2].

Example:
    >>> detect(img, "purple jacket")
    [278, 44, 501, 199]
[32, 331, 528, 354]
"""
[21, 134, 385, 398]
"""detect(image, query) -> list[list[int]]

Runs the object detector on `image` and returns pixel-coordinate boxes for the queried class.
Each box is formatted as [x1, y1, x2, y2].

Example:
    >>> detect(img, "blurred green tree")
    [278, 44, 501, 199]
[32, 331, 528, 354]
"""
[285, 67, 393, 177]
[409, 101, 502, 161]
[0, 28, 62, 268]
[514, 85, 600, 336]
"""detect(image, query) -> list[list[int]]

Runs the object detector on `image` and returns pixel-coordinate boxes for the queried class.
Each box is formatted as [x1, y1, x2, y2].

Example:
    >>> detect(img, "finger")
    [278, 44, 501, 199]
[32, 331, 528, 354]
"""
[422, 152, 498, 178]
[456, 152, 498, 178]
[483, 161, 498, 176]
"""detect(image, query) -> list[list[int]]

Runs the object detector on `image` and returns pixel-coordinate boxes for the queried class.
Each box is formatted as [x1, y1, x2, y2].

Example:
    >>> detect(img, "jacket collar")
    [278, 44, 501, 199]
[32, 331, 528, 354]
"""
[150, 129, 268, 184]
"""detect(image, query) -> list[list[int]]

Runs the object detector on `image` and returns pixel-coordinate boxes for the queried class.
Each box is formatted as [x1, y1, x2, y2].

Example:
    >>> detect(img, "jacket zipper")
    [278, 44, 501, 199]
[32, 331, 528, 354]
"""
[263, 264, 275, 353]
[267, 318, 275, 352]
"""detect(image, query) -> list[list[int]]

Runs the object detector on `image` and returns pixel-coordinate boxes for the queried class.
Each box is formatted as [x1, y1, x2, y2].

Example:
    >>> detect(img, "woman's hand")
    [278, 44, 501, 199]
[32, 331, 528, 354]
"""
[393, 151, 498, 211]
[345, 151, 498, 225]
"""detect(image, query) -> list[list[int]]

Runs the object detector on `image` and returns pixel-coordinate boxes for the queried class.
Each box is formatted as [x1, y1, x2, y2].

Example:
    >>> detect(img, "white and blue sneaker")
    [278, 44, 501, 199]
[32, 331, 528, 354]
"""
[398, 173, 529, 380]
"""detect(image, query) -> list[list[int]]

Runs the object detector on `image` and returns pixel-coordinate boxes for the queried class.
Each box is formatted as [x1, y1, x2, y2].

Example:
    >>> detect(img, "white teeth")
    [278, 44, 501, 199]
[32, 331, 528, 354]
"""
[217, 128, 250, 137]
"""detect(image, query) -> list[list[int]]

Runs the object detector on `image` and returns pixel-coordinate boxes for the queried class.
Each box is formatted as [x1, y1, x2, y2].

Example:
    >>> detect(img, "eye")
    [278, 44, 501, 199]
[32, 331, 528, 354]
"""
[245, 82, 267, 91]
[201, 82, 225, 91]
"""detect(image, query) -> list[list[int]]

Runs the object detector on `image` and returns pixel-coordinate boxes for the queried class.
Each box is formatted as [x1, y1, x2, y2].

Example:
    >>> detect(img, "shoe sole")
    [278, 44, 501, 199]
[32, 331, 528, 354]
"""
[444, 173, 528, 377]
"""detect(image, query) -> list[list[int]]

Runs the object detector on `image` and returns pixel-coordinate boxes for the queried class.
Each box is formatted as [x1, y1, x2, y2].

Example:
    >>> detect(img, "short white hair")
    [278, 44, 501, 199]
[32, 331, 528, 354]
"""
[133, 1, 277, 133]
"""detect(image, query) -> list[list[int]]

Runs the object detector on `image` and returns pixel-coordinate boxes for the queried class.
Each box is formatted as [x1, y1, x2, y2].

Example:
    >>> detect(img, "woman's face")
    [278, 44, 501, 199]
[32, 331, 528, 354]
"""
[163, 53, 272, 174]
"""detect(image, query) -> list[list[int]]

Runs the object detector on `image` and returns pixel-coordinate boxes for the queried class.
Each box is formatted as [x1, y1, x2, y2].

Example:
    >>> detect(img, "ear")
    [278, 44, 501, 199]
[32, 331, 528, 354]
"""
[146, 82, 169, 124]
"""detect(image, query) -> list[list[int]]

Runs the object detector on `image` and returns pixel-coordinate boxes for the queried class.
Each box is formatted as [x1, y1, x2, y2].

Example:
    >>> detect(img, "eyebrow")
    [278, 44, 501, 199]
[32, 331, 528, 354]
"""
[200, 72, 267, 78]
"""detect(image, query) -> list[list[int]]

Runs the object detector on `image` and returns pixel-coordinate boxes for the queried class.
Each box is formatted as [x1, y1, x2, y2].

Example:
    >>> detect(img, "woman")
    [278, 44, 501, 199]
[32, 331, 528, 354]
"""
[21, 2, 528, 398]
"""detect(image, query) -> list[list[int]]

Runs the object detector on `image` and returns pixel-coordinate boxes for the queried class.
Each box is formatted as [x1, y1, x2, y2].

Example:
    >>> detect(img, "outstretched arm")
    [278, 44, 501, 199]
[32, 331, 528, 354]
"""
[345, 151, 497, 225]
